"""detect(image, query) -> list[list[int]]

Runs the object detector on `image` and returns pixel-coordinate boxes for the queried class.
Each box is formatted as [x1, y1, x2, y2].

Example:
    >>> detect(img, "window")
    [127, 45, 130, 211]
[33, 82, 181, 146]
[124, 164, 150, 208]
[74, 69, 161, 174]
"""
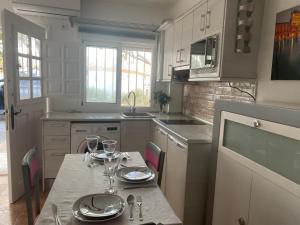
[17, 32, 42, 101]
[121, 48, 152, 107]
[86, 46, 117, 103]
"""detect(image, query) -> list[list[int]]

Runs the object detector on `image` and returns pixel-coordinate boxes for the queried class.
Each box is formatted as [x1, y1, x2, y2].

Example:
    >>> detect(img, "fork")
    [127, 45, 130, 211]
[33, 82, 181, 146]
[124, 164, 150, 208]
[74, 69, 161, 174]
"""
[136, 195, 143, 221]
[51, 204, 63, 225]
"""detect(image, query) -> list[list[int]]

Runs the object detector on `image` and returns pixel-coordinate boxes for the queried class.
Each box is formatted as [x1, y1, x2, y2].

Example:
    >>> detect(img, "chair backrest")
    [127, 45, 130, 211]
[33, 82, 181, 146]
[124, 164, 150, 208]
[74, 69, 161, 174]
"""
[77, 135, 109, 153]
[145, 142, 165, 186]
[22, 148, 40, 225]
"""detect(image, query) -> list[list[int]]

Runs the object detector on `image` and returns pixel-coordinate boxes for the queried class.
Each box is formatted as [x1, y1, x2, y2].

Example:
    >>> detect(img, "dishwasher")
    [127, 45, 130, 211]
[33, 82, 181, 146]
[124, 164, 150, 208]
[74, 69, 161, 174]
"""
[71, 122, 120, 153]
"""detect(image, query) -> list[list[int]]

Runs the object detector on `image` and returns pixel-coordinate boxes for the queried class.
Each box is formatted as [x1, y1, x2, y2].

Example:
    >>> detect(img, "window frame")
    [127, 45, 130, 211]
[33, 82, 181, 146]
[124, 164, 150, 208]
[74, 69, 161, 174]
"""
[14, 30, 43, 105]
[83, 39, 156, 111]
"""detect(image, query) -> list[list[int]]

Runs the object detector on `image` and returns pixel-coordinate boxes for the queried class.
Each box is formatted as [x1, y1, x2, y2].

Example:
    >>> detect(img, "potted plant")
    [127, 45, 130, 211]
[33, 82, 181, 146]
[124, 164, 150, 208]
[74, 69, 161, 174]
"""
[154, 91, 171, 113]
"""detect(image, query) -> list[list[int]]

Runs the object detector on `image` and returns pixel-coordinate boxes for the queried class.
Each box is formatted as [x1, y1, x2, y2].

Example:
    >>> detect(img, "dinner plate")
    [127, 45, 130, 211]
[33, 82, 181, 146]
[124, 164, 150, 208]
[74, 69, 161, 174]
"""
[91, 151, 119, 161]
[72, 194, 125, 223]
[116, 167, 155, 183]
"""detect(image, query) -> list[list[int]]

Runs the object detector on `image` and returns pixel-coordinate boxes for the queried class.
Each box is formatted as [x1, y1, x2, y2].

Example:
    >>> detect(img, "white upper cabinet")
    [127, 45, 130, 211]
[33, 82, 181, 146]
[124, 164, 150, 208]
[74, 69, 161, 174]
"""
[181, 13, 194, 66]
[172, 20, 183, 68]
[192, 2, 207, 43]
[162, 25, 174, 81]
[205, 0, 225, 36]
[172, 12, 194, 68]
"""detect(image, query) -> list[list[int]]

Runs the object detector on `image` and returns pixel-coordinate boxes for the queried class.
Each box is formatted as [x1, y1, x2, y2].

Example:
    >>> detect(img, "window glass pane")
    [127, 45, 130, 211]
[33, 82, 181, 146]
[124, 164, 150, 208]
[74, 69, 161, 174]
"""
[18, 57, 29, 77]
[86, 46, 117, 103]
[17, 33, 29, 55]
[32, 59, 41, 77]
[32, 80, 41, 98]
[223, 120, 300, 185]
[121, 48, 152, 107]
[19, 80, 30, 100]
[31, 37, 41, 57]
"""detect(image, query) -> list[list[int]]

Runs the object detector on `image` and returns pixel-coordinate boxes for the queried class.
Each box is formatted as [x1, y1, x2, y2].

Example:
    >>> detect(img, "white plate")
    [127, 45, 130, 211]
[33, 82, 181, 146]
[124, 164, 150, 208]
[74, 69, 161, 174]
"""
[72, 194, 125, 223]
[91, 151, 119, 161]
[116, 167, 155, 183]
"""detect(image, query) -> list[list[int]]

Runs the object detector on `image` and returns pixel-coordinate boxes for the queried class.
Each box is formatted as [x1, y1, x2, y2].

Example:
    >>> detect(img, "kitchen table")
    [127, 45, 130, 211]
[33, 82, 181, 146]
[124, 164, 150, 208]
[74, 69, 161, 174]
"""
[35, 152, 181, 225]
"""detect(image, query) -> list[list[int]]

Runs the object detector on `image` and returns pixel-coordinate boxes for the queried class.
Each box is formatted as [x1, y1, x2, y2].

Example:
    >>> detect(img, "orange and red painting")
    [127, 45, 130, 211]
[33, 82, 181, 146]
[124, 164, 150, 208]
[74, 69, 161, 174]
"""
[272, 6, 300, 80]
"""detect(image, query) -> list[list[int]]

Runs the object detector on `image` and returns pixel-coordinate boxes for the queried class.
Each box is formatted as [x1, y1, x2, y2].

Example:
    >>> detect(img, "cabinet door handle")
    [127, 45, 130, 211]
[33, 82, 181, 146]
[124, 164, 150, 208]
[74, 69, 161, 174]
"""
[176, 50, 181, 63]
[206, 10, 211, 29]
[200, 14, 206, 31]
[180, 49, 184, 63]
[168, 65, 173, 76]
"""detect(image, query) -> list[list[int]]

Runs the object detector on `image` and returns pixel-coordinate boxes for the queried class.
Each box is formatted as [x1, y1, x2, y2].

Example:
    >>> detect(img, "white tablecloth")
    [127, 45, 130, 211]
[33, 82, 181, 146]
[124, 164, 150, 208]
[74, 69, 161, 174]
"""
[36, 153, 181, 225]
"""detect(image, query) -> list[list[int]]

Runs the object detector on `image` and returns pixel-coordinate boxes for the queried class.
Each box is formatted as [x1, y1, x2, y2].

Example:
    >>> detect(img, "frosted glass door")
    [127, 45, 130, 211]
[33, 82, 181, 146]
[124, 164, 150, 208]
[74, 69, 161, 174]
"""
[222, 117, 300, 185]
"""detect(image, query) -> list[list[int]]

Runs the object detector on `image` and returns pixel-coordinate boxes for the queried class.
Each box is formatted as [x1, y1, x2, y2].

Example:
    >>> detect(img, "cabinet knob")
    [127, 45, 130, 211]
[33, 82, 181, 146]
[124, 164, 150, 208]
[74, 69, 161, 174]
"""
[253, 120, 261, 128]
[238, 217, 246, 225]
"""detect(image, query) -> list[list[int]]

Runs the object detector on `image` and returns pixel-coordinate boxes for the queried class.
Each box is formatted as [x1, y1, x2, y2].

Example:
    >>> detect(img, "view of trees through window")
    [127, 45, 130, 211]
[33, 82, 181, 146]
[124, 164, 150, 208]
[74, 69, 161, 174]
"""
[86, 46, 153, 107]
[121, 48, 152, 107]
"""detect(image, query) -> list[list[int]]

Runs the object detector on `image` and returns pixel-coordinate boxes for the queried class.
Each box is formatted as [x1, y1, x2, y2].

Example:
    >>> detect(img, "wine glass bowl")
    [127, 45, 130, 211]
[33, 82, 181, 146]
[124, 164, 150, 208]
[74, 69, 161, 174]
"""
[102, 140, 117, 158]
[86, 135, 100, 154]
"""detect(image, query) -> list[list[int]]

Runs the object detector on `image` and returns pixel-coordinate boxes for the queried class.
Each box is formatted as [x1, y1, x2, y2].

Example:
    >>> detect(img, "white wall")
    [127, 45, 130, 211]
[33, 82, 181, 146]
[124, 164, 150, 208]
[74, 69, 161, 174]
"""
[256, 0, 300, 105]
[80, 0, 167, 26]
[0, 0, 13, 23]
[168, 0, 201, 18]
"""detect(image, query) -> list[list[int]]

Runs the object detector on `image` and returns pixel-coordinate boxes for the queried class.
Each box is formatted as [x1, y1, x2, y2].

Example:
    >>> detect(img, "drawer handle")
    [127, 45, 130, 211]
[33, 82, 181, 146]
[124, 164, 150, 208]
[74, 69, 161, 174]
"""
[159, 128, 167, 136]
[75, 129, 88, 133]
[50, 153, 66, 157]
[168, 136, 187, 150]
[48, 123, 66, 128]
[50, 138, 67, 142]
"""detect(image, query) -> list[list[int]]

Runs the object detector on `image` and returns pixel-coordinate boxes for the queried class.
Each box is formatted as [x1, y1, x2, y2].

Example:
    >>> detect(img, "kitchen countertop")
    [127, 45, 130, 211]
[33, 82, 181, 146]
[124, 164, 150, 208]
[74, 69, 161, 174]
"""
[42, 112, 212, 144]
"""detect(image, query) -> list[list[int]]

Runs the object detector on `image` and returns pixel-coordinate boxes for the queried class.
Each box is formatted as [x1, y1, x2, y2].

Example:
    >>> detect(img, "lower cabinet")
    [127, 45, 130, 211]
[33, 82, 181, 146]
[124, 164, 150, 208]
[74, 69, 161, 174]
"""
[212, 150, 253, 225]
[152, 123, 212, 225]
[121, 120, 151, 157]
[165, 135, 188, 220]
[42, 120, 71, 189]
[213, 149, 300, 225]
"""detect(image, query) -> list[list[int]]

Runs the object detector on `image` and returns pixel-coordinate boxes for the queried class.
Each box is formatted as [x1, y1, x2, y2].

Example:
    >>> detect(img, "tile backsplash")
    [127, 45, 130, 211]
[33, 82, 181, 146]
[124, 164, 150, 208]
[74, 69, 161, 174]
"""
[183, 81, 256, 123]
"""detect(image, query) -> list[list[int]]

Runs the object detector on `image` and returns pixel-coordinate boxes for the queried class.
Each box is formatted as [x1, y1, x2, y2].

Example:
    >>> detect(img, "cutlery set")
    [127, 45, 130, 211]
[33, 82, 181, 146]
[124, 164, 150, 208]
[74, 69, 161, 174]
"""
[127, 194, 144, 221]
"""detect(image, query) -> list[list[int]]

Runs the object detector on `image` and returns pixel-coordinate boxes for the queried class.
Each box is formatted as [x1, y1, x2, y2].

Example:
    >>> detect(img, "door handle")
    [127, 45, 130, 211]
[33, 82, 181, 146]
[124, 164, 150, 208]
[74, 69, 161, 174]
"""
[206, 10, 211, 29]
[10, 104, 22, 130]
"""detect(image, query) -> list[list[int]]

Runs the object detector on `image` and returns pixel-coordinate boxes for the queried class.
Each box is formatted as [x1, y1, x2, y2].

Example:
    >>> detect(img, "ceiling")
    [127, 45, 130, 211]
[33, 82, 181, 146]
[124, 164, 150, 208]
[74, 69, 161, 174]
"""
[90, 0, 178, 7]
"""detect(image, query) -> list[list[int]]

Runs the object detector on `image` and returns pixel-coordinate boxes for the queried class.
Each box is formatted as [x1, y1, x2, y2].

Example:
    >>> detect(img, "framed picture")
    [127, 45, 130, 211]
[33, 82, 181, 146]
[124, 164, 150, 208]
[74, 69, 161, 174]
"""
[272, 5, 300, 80]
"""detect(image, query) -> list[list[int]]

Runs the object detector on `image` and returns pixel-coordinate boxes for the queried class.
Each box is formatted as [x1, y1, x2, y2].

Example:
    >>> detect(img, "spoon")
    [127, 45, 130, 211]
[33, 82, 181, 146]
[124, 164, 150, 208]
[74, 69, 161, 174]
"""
[127, 194, 135, 221]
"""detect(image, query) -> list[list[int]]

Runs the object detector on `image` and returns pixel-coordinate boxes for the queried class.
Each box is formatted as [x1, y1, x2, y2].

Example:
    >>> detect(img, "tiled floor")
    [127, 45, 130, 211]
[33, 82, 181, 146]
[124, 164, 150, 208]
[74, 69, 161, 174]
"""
[0, 175, 48, 225]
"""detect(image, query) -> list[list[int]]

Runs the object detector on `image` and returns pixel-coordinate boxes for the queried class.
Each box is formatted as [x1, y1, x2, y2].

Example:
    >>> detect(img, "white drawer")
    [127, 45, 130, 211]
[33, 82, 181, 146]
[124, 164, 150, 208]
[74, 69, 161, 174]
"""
[44, 135, 70, 149]
[44, 121, 70, 136]
[44, 150, 67, 178]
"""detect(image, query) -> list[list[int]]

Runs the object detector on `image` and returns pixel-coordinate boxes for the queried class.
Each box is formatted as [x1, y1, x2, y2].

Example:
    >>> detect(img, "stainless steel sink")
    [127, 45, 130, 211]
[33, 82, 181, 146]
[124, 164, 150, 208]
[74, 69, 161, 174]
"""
[122, 112, 155, 118]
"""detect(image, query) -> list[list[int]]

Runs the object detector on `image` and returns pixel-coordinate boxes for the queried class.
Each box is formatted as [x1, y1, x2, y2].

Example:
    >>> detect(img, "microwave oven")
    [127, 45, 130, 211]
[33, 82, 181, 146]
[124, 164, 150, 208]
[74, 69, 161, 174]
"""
[190, 34, 218, 75]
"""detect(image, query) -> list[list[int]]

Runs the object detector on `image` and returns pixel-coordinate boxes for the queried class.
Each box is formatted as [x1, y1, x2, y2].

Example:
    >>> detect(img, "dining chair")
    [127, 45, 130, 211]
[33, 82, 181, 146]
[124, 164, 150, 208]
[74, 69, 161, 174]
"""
[144, 142, 165, 187]
[22, 147, 41, 225]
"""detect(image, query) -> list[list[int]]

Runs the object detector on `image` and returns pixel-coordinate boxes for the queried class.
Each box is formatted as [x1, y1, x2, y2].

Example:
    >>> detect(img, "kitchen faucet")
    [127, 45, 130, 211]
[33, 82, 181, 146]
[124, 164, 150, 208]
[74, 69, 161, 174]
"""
[128, 91, 136, 113]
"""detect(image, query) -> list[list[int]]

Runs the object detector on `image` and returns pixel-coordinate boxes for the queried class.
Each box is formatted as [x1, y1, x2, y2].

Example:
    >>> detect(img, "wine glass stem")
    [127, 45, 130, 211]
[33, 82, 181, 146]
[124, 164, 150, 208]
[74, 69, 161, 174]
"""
[109, 176, 113, 189]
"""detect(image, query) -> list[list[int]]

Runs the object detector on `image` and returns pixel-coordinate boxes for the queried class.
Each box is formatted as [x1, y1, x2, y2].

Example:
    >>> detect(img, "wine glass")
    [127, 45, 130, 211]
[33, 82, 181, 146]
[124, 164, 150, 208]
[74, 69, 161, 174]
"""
[102, 140, 118, 159]
[86, 135, 100, 167]
[104, 154, 120, 194]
